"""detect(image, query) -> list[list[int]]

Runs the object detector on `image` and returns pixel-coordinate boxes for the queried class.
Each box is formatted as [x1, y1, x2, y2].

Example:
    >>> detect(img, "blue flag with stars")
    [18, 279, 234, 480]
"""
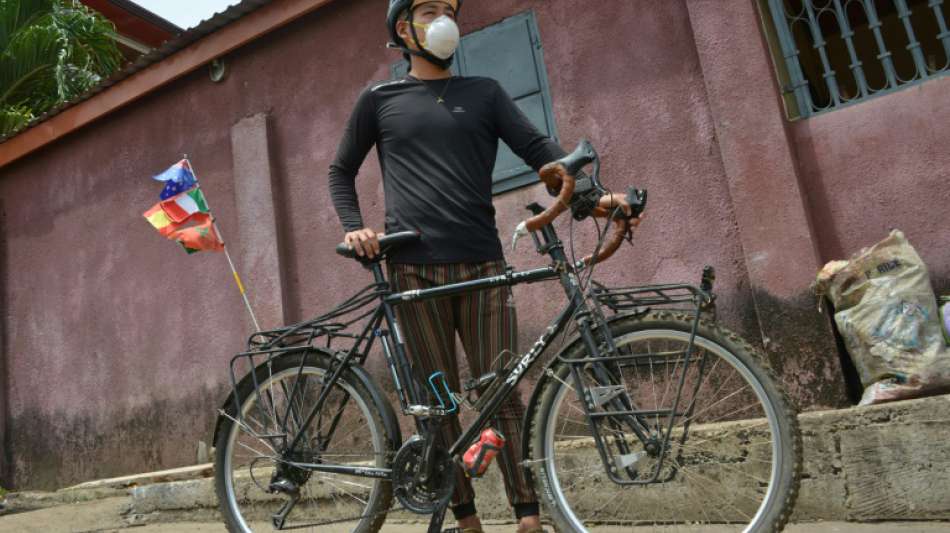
[153, 159, 197, 199]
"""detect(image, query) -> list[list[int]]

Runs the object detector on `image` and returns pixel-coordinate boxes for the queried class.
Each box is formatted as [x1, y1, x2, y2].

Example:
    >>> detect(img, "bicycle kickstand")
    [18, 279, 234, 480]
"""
[427, 501, 448, 533]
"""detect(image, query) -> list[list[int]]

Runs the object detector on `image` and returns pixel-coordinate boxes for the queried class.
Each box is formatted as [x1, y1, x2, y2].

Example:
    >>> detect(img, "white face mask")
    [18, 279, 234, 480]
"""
[413, 15, 460, 59]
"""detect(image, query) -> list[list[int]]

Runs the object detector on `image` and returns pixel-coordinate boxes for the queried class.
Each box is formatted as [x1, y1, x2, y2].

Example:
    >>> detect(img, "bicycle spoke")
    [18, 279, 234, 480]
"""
[676, 464, 754, 521]
[648, 341, 660, 430]
[218, 359, 391, 532]
[657, 342, 688, 416]
[235, 439, 277, 461]
[538, 323, 794, 532]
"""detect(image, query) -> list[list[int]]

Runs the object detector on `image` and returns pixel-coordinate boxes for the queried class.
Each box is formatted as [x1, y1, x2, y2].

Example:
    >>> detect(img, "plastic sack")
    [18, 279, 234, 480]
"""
[939, 296, 950, 346]
[816, 230, 950, 405]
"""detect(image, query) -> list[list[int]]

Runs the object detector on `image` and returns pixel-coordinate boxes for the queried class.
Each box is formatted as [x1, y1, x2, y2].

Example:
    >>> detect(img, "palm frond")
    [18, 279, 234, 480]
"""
[0, 0, 122, 130]
[0, 103, 35, 136]
[0, 0, 56, 51]
[0, 22, 63, 106]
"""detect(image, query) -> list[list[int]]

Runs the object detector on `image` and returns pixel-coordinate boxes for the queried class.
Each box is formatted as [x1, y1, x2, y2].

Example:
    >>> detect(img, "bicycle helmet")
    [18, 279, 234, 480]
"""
[387, 0, 462, 69]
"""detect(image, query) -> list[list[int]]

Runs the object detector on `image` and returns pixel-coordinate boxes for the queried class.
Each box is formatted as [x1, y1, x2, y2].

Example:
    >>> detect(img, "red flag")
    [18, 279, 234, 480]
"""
[143, 203, 180, 237]
[167, 213, 224, 254]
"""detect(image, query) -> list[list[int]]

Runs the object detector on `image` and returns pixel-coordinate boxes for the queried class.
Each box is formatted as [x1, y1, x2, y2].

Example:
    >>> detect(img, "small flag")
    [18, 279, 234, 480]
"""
[161, 187, 209, 223]
[143, 174, 223, 254]
[144, 202, 178, 237]
[171, 213, 224, 254]
[143, 201, 223, 254]
[153, 160, 197, 200]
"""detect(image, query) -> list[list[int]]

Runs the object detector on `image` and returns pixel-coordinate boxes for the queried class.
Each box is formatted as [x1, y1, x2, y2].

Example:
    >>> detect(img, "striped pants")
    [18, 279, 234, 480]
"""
[388, 260, 538, 519]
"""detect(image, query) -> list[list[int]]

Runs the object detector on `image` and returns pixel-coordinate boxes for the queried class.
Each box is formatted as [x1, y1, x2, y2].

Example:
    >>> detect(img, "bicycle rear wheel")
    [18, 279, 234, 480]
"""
[214, 350, 394, 532]
[528, 311, 801, 532]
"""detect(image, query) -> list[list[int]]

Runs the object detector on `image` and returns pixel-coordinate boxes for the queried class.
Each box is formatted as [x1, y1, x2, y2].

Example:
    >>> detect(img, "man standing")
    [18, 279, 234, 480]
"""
[329, 1, 569, 531]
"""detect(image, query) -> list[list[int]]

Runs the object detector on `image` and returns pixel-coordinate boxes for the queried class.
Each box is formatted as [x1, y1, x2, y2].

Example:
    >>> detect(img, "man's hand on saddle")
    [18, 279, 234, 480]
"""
[344, 228, 381, 259]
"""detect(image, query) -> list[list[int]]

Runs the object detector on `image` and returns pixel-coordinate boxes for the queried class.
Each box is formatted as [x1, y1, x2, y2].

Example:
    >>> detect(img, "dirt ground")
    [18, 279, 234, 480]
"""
[1, 497, 949, 533]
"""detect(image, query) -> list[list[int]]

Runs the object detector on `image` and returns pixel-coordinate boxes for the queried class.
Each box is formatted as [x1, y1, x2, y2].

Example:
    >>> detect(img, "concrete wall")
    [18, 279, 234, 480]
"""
[0, 197, 9, 488]
[0, 0, 944, 490]
[791, 75, 950, 293]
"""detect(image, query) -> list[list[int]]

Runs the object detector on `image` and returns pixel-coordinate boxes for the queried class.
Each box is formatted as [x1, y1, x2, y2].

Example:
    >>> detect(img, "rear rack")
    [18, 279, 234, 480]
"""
[246, 282, 385, 351]
[223, 282, 386, 436]
[589, 265, 717, 317]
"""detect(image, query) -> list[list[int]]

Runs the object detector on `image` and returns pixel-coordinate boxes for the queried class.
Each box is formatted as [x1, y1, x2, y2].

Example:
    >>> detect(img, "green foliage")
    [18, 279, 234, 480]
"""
[0, 0, 123, 137]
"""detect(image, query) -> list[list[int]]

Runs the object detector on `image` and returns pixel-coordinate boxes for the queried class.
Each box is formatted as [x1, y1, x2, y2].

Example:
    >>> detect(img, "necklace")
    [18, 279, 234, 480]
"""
[413, 75, 453, 104]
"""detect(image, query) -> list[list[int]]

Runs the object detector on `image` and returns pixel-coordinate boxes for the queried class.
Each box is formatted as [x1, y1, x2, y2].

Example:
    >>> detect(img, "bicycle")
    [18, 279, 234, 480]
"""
[212, 139, 802, 532]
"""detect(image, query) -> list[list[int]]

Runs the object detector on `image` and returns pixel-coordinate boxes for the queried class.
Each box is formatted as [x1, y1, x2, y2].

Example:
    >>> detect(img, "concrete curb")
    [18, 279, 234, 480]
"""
[65, 463, 214, 491]
[793, 393, 950, 521]
[130, 393, 950, 522]
[9, 394, 950, 524]
[0, 487, 128, 515]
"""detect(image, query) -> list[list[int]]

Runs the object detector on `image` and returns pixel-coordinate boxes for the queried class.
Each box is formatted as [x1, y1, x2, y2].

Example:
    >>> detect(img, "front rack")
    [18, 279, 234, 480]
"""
[561, 270, 718, 486]
[589, 264, 717, 317]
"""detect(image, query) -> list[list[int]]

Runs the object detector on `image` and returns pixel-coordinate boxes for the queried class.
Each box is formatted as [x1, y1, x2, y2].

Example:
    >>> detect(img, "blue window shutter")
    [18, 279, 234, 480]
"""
[459, 11, 557, 194]
[390, 11, 557, 194]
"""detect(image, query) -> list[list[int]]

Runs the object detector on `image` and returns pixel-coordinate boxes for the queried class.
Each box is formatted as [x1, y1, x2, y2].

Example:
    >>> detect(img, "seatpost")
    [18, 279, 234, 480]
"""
[369, 260, 426, 413]
[369, 262, 386, 284]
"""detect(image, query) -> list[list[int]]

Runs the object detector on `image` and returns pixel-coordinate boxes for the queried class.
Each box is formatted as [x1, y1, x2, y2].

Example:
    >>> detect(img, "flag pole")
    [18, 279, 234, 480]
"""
[184, 156, 262, 333]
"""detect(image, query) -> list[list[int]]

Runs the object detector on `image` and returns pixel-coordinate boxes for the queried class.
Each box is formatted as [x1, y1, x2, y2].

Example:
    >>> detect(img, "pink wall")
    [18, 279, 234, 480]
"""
[0, 97, 245, 488]
[0, 0, 941, 489]
[791, 76, 950, 292]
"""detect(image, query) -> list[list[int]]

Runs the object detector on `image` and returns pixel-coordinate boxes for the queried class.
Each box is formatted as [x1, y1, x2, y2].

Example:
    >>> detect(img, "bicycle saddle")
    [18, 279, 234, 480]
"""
[335, 230, 420, 262]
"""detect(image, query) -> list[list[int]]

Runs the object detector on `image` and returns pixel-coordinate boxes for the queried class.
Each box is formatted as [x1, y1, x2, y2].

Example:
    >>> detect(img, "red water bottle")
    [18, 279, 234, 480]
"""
[463, 428, 506, 477]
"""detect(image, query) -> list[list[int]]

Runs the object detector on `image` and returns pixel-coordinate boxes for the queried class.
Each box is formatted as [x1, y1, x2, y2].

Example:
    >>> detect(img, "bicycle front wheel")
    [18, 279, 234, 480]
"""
[214, 350, 394, 533]
[529, 311, 801, 532]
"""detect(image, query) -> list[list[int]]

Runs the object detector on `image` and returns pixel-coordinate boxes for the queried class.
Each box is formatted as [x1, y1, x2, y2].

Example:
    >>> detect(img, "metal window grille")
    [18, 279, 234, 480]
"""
[762, 0, 950, 118]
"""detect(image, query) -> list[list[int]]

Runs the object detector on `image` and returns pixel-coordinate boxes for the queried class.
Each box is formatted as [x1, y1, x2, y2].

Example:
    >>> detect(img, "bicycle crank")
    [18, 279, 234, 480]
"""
[392, 435, 456, 514]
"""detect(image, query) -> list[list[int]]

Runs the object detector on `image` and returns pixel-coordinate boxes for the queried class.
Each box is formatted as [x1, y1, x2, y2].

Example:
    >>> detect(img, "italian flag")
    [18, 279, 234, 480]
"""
[161, 187, 209, 223]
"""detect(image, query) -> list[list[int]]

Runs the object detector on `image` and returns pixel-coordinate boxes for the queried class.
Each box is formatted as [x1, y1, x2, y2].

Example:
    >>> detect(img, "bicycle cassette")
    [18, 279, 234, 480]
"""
[392, 435, 456, 514]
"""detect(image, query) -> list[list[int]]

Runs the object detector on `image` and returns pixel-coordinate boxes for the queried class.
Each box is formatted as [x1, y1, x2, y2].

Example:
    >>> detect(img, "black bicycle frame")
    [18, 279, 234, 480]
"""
[234, 217, 711, 487]
[267, 221, 609, 476]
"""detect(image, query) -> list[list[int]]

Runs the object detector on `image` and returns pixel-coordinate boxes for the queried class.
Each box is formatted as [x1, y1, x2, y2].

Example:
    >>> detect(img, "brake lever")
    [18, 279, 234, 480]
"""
[627, 187, 648, 218]
[511, 220, 529, 251]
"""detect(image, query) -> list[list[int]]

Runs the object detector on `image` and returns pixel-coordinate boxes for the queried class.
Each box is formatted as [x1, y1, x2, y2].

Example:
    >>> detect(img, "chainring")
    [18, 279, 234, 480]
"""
[392, 436, 456, 514]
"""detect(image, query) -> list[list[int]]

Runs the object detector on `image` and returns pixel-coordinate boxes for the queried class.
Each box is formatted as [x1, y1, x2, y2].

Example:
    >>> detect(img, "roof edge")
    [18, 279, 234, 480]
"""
[103, 0, 184, 34]
[0, 0, 334, 169]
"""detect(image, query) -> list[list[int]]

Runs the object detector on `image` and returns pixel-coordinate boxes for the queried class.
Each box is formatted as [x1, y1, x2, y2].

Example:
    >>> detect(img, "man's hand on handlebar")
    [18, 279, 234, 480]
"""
[597, 192, 633, 218]
[596, 187, 647, 222]
[343, 228, 381, 259]
[512, 139, 649, 265]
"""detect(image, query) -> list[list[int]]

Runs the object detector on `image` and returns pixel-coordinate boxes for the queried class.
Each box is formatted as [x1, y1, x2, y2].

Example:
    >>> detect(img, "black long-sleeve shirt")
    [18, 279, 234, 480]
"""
[328, 75, 567, 264]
